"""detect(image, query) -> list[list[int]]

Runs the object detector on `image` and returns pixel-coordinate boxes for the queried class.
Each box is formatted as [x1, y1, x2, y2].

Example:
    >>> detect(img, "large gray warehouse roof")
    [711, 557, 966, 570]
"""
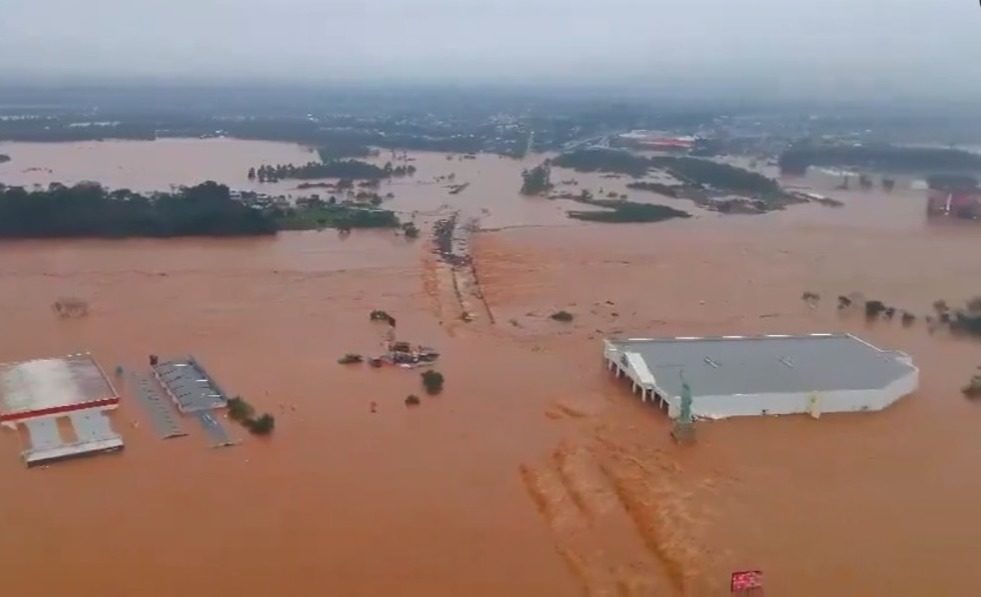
[607, 334, 915, 399]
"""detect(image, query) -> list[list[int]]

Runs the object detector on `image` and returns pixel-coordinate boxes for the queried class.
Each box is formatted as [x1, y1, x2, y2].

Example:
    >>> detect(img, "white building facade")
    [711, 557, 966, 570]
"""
[604, 334, 918, 419]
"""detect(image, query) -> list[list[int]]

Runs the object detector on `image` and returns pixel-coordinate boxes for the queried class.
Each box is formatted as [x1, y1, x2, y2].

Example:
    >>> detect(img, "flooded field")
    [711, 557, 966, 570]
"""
[0, 139, 979, 596]
[475, 220, 981, 596]
[0, 138, 315, 192]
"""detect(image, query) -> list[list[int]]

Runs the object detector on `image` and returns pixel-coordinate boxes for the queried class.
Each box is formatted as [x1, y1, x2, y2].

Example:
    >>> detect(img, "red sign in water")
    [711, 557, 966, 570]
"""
[730, 570, 764, 592]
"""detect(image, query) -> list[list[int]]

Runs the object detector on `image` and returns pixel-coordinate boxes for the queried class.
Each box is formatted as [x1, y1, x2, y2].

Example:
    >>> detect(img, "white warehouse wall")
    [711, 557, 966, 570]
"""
[676, 367, 919, 419]
[605, 344, 920, 420]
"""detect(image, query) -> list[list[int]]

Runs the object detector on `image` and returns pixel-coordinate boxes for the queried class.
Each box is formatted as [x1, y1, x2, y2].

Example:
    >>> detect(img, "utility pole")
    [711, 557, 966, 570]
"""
[671, 372, 695, 444]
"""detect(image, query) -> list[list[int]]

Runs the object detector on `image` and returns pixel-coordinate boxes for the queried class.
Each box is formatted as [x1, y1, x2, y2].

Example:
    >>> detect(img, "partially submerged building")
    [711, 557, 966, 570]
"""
[0, 353, 123, 465]
[927, 188, 981, 220]
[0, 353, 119, 424]
[604, 334, 918, 419]
[153, 356, 229, 413]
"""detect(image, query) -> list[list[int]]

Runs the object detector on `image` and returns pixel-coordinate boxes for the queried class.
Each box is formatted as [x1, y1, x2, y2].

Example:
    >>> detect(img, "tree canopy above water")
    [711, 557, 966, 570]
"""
[553, 149, 650, 177]
[927, 173, 979, 191]
[251, 160, 416, 182]
[778, 144, 981, 176]
[520, 162, 552, 195]
[0, 181, 276, 238]
[553, 149, 786, 204]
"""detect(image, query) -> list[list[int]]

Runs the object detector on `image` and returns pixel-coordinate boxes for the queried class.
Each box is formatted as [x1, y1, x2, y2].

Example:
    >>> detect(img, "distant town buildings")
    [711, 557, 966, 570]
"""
[614, 130, 696, 152]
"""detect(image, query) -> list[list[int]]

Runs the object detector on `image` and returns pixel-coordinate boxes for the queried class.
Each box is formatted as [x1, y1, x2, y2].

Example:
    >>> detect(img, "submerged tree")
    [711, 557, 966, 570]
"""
[52, 296, 89, 318]
[865, 300, 888, 320]
[963, 367, 981, 399]
[520, 162, 552, 195]
[421, 370, 445, 395]
[247, 413, 275, 435]
[227, 396, 255, 422]
[550, 310, 574, 322]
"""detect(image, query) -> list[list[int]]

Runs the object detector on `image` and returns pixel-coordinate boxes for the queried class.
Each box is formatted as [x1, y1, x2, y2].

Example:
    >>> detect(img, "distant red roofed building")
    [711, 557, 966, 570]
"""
[616, 131, 696, 152]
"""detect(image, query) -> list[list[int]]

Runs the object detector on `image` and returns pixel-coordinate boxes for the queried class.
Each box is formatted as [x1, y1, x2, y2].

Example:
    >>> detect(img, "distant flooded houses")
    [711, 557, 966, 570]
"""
[231, 190, 289, 209]
[927, 187, 981, 220]
[614, 130, 696, 153]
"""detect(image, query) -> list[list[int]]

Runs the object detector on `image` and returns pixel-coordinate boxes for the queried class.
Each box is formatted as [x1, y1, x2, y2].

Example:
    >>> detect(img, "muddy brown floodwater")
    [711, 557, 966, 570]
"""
[0, 140, 980, 597]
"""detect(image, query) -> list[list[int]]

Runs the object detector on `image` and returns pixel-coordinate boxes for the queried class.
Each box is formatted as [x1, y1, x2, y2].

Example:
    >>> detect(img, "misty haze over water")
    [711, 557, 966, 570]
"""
[1, 0, 980, 104]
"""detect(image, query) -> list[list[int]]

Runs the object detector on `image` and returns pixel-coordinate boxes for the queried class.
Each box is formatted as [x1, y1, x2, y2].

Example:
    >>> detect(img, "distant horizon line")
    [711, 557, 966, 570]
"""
[1, 78, 979, 113]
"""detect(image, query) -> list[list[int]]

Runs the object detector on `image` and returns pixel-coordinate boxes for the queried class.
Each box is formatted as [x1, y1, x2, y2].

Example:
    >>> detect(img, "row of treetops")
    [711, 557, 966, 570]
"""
[0, 181, 406, 238]
[248, 159, 416, 183]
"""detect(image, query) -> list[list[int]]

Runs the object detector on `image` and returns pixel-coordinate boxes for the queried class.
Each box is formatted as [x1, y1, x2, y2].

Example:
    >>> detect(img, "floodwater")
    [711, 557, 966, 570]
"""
[0, 139, 980, 597]
[0, 138, 317, 193]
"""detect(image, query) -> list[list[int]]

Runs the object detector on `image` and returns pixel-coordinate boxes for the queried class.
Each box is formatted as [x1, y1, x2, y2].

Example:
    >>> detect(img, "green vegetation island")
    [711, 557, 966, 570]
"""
[249, 159, 416, 183]
[0, 181, 402, 238]
[564, 190, 691, 223]
[276, 201, 400, 230]
[316, 144, 376, 161]
[650, 155, 783, 198]
[552, 149, 795, 212]
[520, 162, 553, 195]
[625, 181, 681, 197]
[519, 157, 691, 223]
[778, 144, 981, 176]
[553, 149, 651, 177]
[927, 173, 979, 191]
[568, 201, 690, 223]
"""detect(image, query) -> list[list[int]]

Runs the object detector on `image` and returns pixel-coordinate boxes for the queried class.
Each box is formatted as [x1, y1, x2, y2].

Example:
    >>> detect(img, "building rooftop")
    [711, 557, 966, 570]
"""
[606, 333, 916, 399]
[21, 411, 123, 466]
[153, 357, 228, 413]
[0, 354, 118, 422]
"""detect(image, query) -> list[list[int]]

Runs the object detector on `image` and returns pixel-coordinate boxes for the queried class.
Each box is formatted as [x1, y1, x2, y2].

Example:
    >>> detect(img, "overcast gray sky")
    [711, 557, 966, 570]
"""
[2, 0, 980, 100]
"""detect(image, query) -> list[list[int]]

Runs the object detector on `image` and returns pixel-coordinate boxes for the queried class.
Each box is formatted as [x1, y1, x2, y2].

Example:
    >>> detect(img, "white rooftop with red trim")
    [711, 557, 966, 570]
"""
[0, 354, 119, 423]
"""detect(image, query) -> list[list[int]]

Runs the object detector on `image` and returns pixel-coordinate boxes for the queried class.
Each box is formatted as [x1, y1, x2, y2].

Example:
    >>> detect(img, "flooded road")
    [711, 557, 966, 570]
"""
[0, 140, 979, 596]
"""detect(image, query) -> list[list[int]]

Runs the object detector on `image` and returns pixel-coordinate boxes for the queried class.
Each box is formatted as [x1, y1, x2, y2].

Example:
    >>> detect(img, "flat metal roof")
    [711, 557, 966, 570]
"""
[607, 333, 916, 399]
[130, 373, 186, 439]
[0, 354, 117, 419]
[21, 410, 123, 466]
[154, 357, 228, 413]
